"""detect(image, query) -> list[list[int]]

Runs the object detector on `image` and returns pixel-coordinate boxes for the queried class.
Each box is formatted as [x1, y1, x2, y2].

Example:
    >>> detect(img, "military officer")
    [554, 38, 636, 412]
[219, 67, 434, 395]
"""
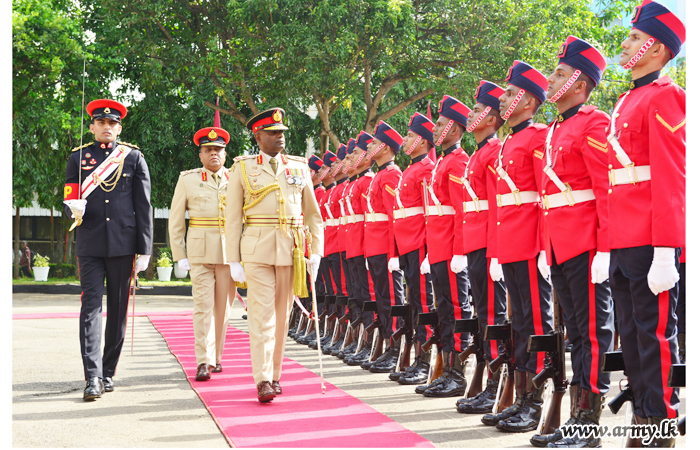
[169, 126, 236, 382]
[456, 81, 508, 414]
[481, 61, 554, 432]
[63, 99, 153, 400]
[226, 108, 324, 402]
[529, 37, 615, 447]
[607, 2, 685, 445]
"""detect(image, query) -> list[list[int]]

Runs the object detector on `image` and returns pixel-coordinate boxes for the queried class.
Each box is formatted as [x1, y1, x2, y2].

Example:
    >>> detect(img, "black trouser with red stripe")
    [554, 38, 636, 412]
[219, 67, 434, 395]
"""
[348, 255, 375, 327]
[467, 248, 507, 362]
[319, 256, 334, 313]
[610, 246, 680, 419]
[78, 254, 134, 380]
[367, 253, 405, 339]
[329, 251, 349, 315]
[399, 245, 434, 345]
[551, 249, 614, 394]
[430, 260, 470, 353]
[502, 257, 553, 375]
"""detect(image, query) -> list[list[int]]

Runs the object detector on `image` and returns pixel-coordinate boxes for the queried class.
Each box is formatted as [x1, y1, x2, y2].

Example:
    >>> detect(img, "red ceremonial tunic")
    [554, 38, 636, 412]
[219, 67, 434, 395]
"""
[607, 76, 685, 250]
[320, 183, 338, 257]
[540, 105, 611, 264]
[391, 154, 434, 258]
[345, 170, 374, 259]
[364, 162, 402, 258]
[426, 147, 469, 264]
[330, 178, 349, 253]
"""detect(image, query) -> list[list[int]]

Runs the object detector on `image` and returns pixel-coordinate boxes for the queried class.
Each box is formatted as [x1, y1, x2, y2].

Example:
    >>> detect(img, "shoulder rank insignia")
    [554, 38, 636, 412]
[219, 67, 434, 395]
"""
[117, 141, 140, 149]
[280, 154, 289, 164]
[180, 168, 203, 176]
[234, 155, 255, 162]
[287, 155, 309, 164]
[71, 142, 93, 153]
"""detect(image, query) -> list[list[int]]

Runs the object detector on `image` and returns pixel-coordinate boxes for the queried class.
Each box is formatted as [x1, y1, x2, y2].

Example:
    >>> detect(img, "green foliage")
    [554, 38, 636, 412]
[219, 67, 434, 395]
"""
[156, 247, 173, 267]
[33, 254, 50, 267]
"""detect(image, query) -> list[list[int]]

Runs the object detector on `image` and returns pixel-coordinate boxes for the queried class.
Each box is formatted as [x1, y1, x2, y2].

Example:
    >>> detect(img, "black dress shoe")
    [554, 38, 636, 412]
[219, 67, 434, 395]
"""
[398, 360, 430, 385]
[346, 346, 371, 365]
[84, 377, 105, 401]
[103, 377, 114, 393]
[369, 348, 399, 373]
[196, 363, 210, 381]
[211, 364, 222, 373]
[456, 379, 498, 412]
[423, 370, 467, 397]
[496, 395, 543, 432]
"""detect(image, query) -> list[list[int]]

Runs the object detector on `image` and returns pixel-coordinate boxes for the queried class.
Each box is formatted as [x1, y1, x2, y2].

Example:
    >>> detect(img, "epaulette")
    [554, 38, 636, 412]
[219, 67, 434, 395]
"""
[71, 142, 93, 152]
[234, 155, 256, 162]
[286, 155, 308, 164]
[117, 141, 140, 149]
[180, 168, 204, 176]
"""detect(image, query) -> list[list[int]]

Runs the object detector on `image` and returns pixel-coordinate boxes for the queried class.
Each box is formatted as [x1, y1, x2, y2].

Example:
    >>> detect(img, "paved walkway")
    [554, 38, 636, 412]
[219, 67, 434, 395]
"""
[12, 293, 686, 447]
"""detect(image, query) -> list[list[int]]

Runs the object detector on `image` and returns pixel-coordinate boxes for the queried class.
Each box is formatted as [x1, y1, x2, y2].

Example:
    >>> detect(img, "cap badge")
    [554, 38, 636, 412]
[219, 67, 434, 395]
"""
[208, 129, 218, 140]
[273, 109, 282, 122]
[557, 43, 567, 58]
[104, 107, 111, 114]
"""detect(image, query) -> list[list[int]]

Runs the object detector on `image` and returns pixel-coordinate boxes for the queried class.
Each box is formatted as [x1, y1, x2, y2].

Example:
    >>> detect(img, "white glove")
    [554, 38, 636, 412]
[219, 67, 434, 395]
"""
[307, 254, 322, 282]
[590, 252, 610, 284]
[229, 262, 246, 283]
[388, 257, 400, 272]
[135, 255, 150, 273]
[450, 255, 468, 273]
[178, 258, 191, 271]
[64, 199, 87, 220]
[537, 250, 551, 284]
[420, 255, 430, 275]
[647, 247, 679, 295]
[365, 258, 369, 271]
[489, 258, 504, 282]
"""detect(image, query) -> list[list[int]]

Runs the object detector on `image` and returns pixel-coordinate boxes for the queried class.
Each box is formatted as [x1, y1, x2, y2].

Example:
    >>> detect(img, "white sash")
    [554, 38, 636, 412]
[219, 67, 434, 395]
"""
[542, 122, 571, 193]
[428, 155, 444, 206]
[607, 91, 634, 167]
[80, 145, 133, 198]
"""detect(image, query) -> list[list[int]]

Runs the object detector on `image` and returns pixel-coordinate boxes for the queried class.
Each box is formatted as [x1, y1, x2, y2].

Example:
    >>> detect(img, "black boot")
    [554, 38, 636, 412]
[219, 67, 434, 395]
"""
[530, 384, 580, 447]
[423, 351, 467, 397]
[457, 377, 500, 414]
[391, 342, 420, 381]
[457, 361, 494, 406]
[643, 416, 676, 448]
[482, 370, 527, 426]
[399, 346, 430, 385]
[496, 371, 544, 432]
[548, 388, 605, 448]
[361, 337, 385, 370]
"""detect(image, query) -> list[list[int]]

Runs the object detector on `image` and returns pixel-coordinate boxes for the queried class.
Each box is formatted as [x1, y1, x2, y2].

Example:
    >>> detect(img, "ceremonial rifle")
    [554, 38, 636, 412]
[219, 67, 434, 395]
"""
[485, 292, 514, 412]
[527, 288, 567, 435]
[456, 317, 485, 398]
[390, 304, 413, 372]
[357, 300, 382, 361]
[418, 312, 443, 383]
[602, 351, 639, 446]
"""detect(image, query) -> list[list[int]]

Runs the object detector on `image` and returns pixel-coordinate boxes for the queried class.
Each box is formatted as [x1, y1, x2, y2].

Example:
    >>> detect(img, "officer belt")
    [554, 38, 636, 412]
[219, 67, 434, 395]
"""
[189, 217, 223, 228]
[325, 218, 339, 227]
[246, 215, 304, 227]
[497, 191, 539, 207]
[427, 205, 455, 216]
[348, 214, 365, 223]
[608, 165, 651, 186]
[364, 212, 390, 222]
[542, 189, 595, 210]
[393, 206, 424, 220]
[463, 200, 489, 213]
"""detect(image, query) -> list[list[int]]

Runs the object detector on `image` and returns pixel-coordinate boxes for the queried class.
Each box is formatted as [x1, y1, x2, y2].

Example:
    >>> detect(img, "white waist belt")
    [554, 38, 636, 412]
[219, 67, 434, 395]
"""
[325, 218, 339, 227]
[497, 191, 539, 207]
[542, 189, 595, 210]
[427, 205, 456, 216]
[365, 212, 389, 222]
[609, 165, 651, 186]
[352, 214, 364, 223]
[339, 216, 348, 225]
[463, 199, 489, 213]
[393, 206, 425, 220]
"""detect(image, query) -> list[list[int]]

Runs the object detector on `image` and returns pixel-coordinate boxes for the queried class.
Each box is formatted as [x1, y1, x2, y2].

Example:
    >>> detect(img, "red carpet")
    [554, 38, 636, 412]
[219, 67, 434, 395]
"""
[149, 315, 434, 448]
[12, 311, 193, 320]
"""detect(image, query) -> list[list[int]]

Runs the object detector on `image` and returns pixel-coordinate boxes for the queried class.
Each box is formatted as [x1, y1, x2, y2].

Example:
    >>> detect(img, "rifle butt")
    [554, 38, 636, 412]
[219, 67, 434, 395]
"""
[467, 361, 485, 397]
[541, 390, 565, 435]
[498, 377, 515, 412]
[429, 352, 444, 383]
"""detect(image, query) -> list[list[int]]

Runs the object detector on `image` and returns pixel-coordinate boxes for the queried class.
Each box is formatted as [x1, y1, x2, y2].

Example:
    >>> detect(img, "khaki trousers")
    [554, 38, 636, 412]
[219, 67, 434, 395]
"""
[190, 263, 233, 366]
[245, 263, 293, 384]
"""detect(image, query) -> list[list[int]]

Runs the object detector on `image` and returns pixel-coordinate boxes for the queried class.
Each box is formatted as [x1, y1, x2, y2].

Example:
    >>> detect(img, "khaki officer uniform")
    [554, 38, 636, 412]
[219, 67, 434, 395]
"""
[226, 151, 323, 385]
[170, 165, 235, 368]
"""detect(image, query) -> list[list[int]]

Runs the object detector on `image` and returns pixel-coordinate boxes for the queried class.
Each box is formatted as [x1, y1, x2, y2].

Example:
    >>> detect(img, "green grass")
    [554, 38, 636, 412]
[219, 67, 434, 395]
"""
[13, 277, 192, 286]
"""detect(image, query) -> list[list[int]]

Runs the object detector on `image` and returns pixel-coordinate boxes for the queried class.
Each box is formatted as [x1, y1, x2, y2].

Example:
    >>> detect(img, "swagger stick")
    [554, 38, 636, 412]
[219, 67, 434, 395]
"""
[309, 261, 326, 394]
[68, 57, 88, 232]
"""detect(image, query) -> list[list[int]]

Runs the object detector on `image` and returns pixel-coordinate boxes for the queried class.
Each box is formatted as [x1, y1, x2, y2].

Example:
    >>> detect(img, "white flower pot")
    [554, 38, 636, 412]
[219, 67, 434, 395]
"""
[157, 266, 173, 282]
[33, 266, 50, 282]
[172, 265, 188, 279]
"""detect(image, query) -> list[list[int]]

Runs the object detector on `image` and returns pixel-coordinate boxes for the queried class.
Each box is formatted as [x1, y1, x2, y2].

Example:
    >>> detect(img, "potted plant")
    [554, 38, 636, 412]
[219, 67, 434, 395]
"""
[156, 252, 173, 282]
[32, 254, 51, 281]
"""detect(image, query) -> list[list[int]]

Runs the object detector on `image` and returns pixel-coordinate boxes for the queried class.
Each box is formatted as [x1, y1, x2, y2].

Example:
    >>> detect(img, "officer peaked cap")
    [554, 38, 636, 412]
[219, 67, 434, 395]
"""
[437, 95, 471, 128]
[474, 81, 505, 111]
[505, 61, 548, 104]
[373, 121, 404, 153]
[631, 0, 685, 58]
[246, 108, 289, 133]
[557, 36, 607, 86]
[87, 99, 127, 122]
[193, 127, 230, 147]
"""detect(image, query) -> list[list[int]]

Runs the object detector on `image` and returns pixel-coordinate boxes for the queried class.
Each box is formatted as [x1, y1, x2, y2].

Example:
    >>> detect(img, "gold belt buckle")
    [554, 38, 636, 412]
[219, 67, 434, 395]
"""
[513, 189, 522, 206]
[626, 163, 638, 185]
[608, 169, 616, 187]
[472, 197, 481, 213]
[543, 195, 550, 210]
[563, 183, 575, 207]
[497, 194, 502, 208]
[437, 204, 443, 216]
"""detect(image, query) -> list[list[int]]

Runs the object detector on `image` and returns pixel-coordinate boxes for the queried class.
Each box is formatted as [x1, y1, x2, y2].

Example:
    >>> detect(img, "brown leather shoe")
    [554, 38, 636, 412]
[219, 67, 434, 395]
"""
[271, 380, 282, 395]
[210, 364, 222, 373]
[196, 363, 210, 381]
[257, 381, 276, 403]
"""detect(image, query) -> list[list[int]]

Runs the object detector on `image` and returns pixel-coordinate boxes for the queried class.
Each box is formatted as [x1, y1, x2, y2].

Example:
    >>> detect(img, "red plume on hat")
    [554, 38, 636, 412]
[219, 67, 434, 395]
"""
[214, 97, 221, 128]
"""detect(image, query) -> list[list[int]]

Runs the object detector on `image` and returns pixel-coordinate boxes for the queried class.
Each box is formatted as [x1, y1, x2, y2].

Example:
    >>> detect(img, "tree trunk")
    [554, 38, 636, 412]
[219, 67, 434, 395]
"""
[13, 206, 20, 279]
[50, 206, 55, 264]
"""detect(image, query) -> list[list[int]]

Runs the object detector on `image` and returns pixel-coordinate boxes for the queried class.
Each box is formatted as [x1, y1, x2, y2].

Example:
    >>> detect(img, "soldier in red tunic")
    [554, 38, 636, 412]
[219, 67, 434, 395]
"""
[607, 2, 685, 445]
[418, 95, 471, 398]
[387, 112, 436, 384]
[455, 81, 509, 414]
[481, 61, 554, 432]
[361, 121, 407, 372]
[530, 36, 615, 448]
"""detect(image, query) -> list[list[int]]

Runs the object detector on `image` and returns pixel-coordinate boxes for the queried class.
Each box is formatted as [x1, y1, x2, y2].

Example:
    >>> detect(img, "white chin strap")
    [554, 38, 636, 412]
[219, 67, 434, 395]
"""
[466, 106, 492, 133]
[319, 167, 331, 180]
[404, 136, 422, 155]
[435, 120, 454, 146]
[351, 151, 366, 169]
[549, 70, 582, 103]
[367, 142, 386, 161]
[622, 37, 656, 70]
[501, 89, 525, 120]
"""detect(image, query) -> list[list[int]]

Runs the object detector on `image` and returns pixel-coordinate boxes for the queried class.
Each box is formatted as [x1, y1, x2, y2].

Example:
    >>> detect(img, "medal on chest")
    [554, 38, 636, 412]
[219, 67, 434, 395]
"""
[285, 168, 306, 186]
